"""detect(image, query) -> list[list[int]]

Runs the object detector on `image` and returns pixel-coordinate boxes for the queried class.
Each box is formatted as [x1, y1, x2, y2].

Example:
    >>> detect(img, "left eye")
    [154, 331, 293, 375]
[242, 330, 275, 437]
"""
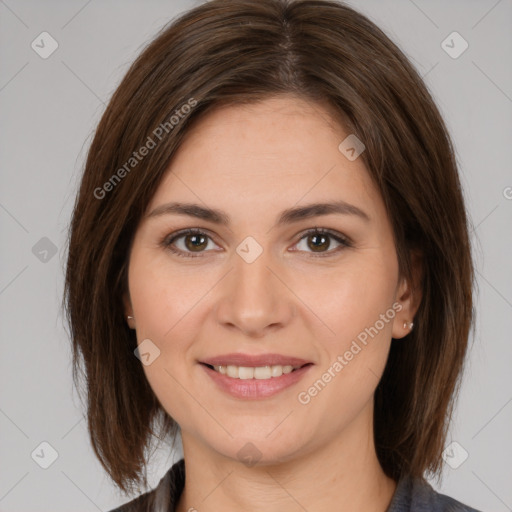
[163, 228, 351, 258]
[293, 228, 351, 256]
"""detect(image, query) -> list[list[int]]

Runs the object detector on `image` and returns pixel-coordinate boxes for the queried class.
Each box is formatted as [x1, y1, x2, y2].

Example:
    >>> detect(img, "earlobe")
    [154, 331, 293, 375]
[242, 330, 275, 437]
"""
[123, 293, 136, 329]
[392, 317, 415, 339]
[392, 251, 423, 339]
[126, 315, 136, 329]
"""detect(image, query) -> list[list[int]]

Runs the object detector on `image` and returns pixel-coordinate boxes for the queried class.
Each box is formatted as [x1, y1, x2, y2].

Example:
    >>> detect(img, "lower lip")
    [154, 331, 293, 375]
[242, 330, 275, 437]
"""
[200, 363, 313, 399]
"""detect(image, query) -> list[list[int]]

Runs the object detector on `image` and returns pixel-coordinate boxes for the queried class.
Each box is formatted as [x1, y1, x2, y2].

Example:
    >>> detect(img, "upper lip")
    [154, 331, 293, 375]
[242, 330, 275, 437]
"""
[200, 353, 312, 367]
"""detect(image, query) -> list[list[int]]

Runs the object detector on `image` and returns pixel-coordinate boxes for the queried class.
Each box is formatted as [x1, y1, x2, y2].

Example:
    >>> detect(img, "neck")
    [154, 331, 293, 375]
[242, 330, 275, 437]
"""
[175, 403, 397, 512]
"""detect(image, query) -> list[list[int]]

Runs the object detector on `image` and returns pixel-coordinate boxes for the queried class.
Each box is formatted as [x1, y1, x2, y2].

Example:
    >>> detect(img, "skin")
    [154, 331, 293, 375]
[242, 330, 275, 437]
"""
[124, 95, 422, 512]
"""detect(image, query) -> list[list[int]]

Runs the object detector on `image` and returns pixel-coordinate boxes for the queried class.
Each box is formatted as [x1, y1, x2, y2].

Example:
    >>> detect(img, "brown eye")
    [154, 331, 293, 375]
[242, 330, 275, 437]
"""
[183, 232, 208, 252]
[307, 232, 330, 252]
[293, 228, 351, 257]
[164, 229, 217, 258]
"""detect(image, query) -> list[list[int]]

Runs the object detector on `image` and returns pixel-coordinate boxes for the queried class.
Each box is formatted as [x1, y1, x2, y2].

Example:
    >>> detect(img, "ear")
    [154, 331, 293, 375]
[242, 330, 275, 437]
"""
[123, 292, 136, 329]
[392, 249, 423, 339]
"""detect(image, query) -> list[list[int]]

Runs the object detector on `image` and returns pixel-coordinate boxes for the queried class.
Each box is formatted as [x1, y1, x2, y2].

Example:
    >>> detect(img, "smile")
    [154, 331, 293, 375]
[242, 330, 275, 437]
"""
[209, 364, 302, 379]
[200, 362, 313, 399]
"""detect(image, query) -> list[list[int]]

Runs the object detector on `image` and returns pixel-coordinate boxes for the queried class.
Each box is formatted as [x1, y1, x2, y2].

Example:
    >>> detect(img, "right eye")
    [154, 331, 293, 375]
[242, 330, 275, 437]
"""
[163, 228, 219, 258]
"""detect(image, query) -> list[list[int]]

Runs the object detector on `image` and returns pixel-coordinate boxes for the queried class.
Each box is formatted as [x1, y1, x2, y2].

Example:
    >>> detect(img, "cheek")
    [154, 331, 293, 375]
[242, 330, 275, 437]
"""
[294, 277, 396, 431]
[303, 255, 398, 344]
[295, 257, 398, 409]
[127, 252, 198, 425]
[128, 246, 203, 343]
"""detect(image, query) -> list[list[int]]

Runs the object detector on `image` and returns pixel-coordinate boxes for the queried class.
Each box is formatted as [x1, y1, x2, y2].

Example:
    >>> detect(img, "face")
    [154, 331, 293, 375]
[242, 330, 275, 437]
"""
[124, 95, 416, 466]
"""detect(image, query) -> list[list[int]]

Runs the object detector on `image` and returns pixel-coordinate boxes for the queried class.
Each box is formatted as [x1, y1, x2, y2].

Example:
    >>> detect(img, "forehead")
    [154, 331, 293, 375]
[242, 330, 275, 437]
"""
[146, 95, 383, 222]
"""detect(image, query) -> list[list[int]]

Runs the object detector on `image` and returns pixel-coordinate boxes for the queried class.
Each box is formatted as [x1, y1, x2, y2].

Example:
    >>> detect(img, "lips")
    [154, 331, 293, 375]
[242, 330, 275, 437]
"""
[201, 360, 314, 399]
[200, 353, 312, 367]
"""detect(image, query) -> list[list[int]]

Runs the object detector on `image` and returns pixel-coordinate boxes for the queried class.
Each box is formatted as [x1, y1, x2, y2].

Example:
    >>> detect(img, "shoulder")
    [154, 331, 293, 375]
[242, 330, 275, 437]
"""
[387, 474, 482, 512]
[107, 459, 185, 512]
[108, 492, 152, 512]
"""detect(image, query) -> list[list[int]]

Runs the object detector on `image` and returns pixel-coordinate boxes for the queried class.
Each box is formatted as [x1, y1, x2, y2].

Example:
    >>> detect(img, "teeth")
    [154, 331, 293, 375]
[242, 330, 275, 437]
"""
[213, 364, 299, 379]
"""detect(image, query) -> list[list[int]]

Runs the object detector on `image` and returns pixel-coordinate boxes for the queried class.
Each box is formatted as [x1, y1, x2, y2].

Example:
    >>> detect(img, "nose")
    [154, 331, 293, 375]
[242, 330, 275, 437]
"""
[214, 247, 296, 338]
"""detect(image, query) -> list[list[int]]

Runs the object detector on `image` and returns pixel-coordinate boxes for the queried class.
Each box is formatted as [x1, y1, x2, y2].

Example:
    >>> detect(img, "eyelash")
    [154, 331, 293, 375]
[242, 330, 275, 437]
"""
[162, 227, 352, 259]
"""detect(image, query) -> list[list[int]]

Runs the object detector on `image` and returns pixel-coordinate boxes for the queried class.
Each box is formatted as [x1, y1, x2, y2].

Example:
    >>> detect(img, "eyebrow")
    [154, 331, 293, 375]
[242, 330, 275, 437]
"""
[147, 200, 370, 227]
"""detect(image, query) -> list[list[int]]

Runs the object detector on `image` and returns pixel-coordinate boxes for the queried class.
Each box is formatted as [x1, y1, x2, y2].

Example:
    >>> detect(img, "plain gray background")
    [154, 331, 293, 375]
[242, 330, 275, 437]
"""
[0, 0, 511, 510]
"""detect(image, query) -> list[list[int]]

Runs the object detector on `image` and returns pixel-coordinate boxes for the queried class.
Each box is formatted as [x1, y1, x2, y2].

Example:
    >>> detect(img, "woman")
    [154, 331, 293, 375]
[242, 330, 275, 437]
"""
[64, 0, 479, 510]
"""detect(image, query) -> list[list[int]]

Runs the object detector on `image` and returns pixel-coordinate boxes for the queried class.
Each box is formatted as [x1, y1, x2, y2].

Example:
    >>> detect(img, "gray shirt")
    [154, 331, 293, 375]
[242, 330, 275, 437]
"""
[109, 459, 481, 512]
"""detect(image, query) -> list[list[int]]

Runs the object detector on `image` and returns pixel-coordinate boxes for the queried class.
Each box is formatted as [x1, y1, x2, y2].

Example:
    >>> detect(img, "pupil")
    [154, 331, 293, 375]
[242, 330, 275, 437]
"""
[310, 234, 328, 252]
[187, 234, 207, 251]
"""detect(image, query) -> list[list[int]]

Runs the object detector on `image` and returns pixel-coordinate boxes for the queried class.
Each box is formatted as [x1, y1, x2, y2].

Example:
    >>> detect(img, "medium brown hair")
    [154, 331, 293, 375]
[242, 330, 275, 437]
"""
[64, 0, 474, 496]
